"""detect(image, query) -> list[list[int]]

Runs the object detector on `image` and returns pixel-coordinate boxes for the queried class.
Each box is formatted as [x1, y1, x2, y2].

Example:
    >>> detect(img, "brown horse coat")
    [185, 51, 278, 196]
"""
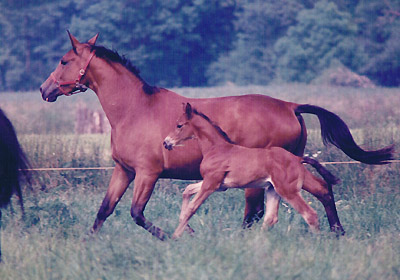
[164, 103, 341, 238]
[39, 32, 393, 239]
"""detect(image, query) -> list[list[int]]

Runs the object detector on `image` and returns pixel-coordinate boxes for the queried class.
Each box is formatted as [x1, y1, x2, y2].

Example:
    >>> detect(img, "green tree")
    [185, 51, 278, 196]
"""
[0, 0, 236, 91]
[207, 0, 304, 85]
[275, 0, 359, 83]
[0, 4, 19, 90]
[0, 1, 79, 91]
[70, 0, 236, 87]
[355, 0, 400, 86]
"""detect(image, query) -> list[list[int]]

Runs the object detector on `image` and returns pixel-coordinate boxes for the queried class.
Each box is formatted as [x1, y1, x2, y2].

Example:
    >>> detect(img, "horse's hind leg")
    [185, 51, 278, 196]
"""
[262, 185, 280, 229]
[303, 172, 345, 235]
[92, 163, 134, 234]
[243, 189, 265, 228]
[274, 187, 320, 232]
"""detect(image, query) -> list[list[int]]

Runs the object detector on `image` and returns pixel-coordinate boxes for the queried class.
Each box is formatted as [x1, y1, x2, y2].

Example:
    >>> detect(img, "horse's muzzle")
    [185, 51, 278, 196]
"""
[163, 137, 174, 151]
[40, 80, 60, 102]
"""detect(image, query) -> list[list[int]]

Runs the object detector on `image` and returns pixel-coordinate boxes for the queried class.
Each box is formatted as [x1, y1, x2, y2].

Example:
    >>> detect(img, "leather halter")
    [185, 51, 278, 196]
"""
[50, 51, 95, 96]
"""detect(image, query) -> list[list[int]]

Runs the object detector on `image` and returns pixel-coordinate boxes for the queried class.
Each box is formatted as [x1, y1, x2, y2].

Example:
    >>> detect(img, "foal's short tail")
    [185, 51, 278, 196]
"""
[295, 104, 394, 165]
[302, 157, 340, 186]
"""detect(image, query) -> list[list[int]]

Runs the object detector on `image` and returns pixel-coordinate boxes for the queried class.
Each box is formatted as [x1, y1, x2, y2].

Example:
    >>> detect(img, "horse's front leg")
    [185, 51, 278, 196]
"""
[173, 178, 219, 239]
[130, 171, 168, 241]
[91, 163, 134, 234]
[181, 181, 203, 234]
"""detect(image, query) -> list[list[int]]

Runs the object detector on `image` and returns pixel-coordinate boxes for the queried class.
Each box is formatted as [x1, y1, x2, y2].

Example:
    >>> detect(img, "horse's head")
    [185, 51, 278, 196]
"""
[163, 103, 196, 150]
[39, 31, 99, 102]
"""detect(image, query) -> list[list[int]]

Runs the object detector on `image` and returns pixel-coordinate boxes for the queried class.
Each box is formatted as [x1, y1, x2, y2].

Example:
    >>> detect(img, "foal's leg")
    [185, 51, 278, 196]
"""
[302, 172, 345, 235]
[173, 178, 220, 239]
[288, 193, 319, 232]
[273, 181, 320, 232]
[181, 181, 203, 234]
[262, 185, 281, 229]
[243, 126, 306, 228]
[281, 192, 320, 232]
[181, 182, 203, 221]
[92, 163, 134, 233]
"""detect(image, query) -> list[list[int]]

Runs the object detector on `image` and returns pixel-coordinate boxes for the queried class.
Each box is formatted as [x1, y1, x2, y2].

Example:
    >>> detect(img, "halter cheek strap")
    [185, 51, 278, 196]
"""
[50, 51, 95, 96]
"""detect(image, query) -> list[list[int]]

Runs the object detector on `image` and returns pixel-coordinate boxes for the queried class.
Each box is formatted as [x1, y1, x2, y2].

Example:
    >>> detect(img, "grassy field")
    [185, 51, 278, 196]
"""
[0, 85, 399, 279]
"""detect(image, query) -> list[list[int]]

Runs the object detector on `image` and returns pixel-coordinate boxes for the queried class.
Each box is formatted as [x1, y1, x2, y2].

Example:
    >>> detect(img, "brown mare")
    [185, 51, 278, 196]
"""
[163, 103, 341, 238]
[39, 32, 393, 240]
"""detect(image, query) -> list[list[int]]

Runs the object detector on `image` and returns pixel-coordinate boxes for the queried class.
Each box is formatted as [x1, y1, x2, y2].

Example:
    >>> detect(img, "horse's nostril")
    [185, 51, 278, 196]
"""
[163, 141, 173, 150]
[39, 87, 43, 93]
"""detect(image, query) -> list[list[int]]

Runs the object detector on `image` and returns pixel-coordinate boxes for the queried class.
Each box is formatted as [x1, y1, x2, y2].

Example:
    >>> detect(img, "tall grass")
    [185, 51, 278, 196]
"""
[0, 85, 399, 279]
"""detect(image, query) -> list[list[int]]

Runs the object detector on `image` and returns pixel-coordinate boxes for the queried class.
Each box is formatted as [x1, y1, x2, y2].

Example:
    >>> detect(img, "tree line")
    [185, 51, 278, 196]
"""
[0, 0, 399, 91]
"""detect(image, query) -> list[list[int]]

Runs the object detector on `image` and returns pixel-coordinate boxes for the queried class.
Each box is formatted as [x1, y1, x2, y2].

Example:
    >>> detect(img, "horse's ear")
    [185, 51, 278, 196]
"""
[88, 33, 99, 45]
[185, 103, 193, 120]
[67, 30, 80, 50]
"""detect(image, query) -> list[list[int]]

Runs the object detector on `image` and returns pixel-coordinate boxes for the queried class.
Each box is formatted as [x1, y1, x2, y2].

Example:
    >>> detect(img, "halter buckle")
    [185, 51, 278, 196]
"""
[51, 51, 94, 96]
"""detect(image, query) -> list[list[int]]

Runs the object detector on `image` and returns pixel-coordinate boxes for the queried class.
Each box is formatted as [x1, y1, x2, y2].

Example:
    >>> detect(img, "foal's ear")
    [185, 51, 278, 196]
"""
[185, 103, 193, 120]
[88, 33, 99, 45]
[67, 30, 80, 50]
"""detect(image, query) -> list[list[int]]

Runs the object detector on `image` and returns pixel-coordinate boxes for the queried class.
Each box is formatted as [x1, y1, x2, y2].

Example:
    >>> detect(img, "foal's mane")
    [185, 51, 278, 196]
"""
[192, 109, 235, 144]
[90, 45, 159, 95]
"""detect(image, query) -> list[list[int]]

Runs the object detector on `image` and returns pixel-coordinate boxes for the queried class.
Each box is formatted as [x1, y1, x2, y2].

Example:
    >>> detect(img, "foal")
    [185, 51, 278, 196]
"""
[164, 103, 341, 239]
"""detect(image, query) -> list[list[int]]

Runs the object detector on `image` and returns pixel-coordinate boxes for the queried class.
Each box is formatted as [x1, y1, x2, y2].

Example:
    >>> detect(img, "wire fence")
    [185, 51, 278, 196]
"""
[21, 160, 400, 172]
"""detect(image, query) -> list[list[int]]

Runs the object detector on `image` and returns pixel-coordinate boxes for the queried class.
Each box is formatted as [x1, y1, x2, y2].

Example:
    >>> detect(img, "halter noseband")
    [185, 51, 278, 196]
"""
[50, 51, 95, 96]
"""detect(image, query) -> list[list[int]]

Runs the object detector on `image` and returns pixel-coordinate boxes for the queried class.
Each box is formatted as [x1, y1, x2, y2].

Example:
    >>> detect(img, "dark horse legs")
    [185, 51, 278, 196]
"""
[243, 189, 265, 228]
[130, 172, 168, 240]
[92, 164, 168, 240]
[243, 115, 308, 229]
[92, 163, 133, 233]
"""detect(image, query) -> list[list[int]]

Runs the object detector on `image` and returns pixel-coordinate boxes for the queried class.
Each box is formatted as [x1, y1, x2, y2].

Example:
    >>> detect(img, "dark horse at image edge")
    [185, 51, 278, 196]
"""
[39, 32, 394, 240]
[0, 108, 31, 261]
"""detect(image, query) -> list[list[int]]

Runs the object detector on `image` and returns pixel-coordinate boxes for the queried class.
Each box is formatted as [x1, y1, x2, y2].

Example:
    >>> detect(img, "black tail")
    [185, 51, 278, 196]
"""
[302, 157, 340, 186]
[295, 104, 394, 165]
[0, 109, 31, 210]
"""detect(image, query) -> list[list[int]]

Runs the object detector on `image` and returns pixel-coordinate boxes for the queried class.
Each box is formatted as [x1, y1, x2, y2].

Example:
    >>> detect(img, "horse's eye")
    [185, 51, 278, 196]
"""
[60, 60, 67, 65]
[177, 124, 183, 128]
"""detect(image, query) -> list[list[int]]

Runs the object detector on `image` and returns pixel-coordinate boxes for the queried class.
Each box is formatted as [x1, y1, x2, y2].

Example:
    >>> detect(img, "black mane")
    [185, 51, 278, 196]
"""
[193, 109, 235, 144]
[90, 45, 159, 95]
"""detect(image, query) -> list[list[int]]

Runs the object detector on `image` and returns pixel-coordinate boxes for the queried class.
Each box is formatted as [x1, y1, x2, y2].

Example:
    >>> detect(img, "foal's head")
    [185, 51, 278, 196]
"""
[163, 103, 195, 150]
[163, 103, 235, 150]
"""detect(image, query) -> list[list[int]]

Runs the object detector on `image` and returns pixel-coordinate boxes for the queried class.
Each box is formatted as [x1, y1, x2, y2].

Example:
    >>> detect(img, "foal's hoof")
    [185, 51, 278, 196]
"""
[171, 234, 180, 241]
[185, 224, 195, 235]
